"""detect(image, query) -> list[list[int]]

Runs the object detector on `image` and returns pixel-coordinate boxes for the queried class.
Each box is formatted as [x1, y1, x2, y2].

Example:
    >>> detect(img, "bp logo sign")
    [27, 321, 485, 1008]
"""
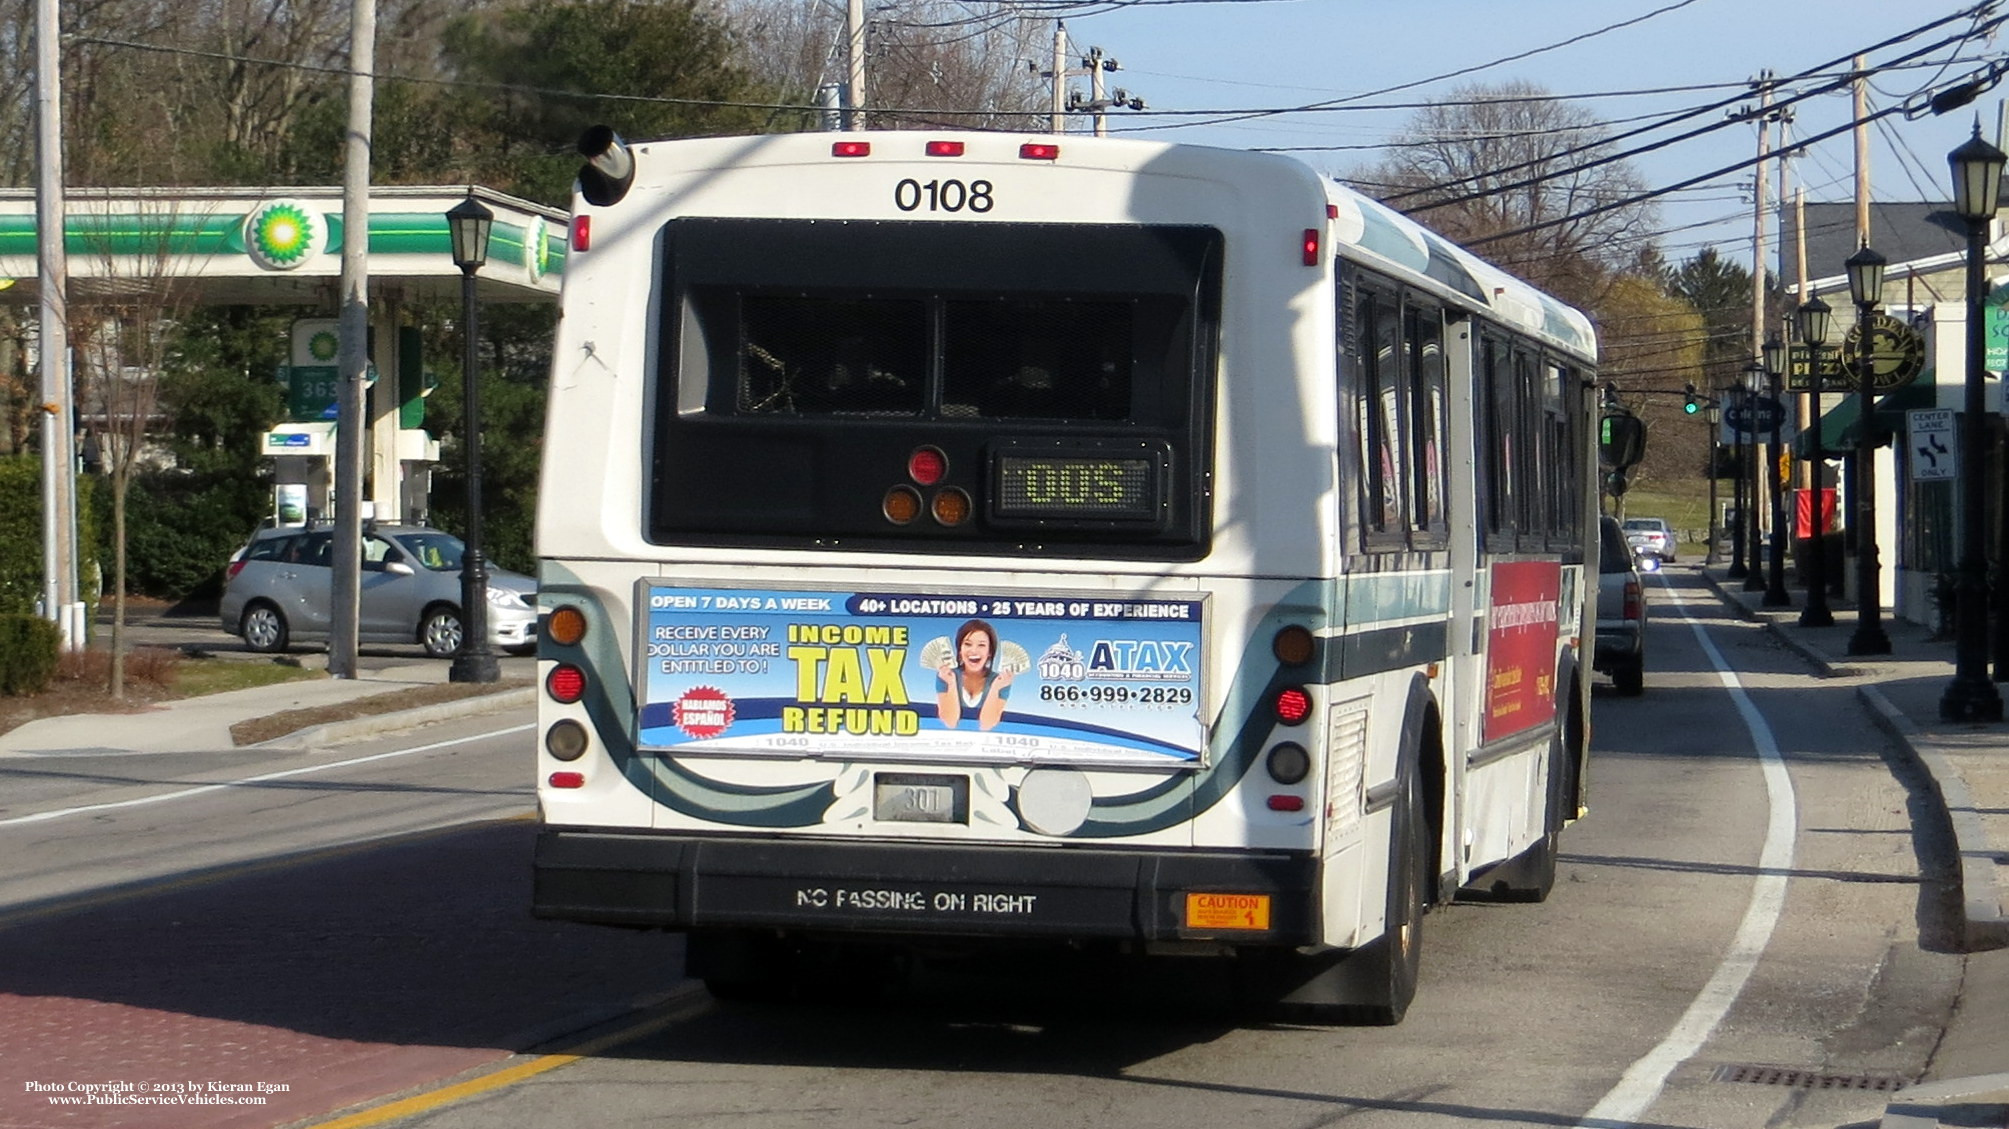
[526, 217, 551, 282]
[244, 199, 324, 270]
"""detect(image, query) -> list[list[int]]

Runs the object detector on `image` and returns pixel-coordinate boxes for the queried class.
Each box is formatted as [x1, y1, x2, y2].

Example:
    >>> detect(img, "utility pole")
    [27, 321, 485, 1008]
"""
[34, 0, 81, 651]
[846, 0, 866, 130]
[1854, 55, 1870, 244]
[1050, 22, 1067, 133]
[1740, 72, 1774, 594]
[329, 0, 375, 679]
[1066, 45, 1144, 137]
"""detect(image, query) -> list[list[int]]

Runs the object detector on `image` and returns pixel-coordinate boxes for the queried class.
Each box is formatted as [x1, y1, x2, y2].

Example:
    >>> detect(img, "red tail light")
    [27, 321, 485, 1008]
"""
[549, 771, 586, 789]
[1623, 580, 1643, 621]
[546, 664, 586, 704]
[571, 216, 590, 252]
[226, 560, 247, 582]
[1273, 686, 1312, 725]
[1302, 228, 1321, 266]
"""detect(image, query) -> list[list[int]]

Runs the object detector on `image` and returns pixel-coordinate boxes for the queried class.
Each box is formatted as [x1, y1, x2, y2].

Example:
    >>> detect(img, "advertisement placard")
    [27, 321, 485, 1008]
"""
[1483, 561, 1560, 742]
[637, 586, 1207, 767]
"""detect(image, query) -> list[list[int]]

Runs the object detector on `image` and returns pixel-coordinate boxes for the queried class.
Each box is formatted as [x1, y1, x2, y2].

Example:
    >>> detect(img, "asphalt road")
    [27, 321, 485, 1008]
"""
[0, 571, 1975, 1129]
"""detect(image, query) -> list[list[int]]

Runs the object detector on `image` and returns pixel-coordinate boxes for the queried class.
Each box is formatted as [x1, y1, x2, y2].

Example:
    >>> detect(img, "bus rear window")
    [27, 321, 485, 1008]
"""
[652, 218, 1221, 558]
[739, 296, 927, 416]
[941, 298, 1132, 420]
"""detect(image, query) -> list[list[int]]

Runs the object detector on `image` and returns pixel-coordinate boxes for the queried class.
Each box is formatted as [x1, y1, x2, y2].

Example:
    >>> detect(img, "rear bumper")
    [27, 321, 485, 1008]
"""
[533, 827, 1320, 947]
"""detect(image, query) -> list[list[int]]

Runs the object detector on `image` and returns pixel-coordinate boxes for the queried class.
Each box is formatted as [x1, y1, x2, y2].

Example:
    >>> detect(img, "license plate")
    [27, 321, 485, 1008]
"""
[873, 773, 967, 824]
[1185, 892, 1271, 931]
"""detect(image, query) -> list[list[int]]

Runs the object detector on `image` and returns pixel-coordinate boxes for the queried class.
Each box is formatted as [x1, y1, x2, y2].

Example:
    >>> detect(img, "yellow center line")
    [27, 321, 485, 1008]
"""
[305, 988, 711, 1129]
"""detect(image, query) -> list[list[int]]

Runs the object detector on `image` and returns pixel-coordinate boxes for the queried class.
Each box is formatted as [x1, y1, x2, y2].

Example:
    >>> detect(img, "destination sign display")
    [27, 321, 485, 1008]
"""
[990, 445, 1167, 524]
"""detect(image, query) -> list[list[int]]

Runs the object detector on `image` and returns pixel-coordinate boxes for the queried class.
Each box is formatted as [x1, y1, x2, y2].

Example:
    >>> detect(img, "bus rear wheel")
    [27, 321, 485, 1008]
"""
[1342, 762, 1426, 1024]
[1255, 760, 1426, 1025]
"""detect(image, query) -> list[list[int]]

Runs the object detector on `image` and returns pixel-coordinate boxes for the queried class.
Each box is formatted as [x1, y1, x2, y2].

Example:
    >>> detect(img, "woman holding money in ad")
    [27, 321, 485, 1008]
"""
[934, 618, 1018, 730]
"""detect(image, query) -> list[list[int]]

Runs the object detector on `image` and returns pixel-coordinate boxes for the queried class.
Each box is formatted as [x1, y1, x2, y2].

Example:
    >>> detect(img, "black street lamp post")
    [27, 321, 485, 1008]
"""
[446, 194, 500, 684]
[1796, 296, 1834, 627]
[1844, 243, 1892, 655]
[1727, 389, 1749, 578]
[1940, 126, 2004, 721]
[1742, 359, 1768, 593]
[1761, 332, 1792, 607]
[1705, 394, 1722, 565]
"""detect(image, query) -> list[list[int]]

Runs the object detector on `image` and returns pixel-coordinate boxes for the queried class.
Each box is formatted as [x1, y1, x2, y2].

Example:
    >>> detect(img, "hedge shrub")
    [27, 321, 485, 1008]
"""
[0, 614, 59, 696]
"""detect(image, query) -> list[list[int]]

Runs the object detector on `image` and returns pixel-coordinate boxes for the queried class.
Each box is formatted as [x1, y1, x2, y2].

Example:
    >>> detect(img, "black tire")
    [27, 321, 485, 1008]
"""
[686, 930, 796, 1003]
[240, 602, 290, 654]
[1613, 655, 1644, 696]
[419, 605, 463, 659]
[1340, 762, 1426, 1025]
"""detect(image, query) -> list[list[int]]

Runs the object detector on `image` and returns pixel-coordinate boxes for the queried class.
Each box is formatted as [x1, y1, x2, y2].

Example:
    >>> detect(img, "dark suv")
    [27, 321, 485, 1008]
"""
[1593, 515, 1646, 695]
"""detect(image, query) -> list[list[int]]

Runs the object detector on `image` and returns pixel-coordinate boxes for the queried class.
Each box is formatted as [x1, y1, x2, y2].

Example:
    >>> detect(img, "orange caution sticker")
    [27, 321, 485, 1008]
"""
[1185, 892, 1271, 931]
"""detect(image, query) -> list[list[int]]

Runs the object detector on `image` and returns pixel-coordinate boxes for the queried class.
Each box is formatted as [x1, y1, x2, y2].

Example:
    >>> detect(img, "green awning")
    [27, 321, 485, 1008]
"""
[1793, 384, 1937, 458]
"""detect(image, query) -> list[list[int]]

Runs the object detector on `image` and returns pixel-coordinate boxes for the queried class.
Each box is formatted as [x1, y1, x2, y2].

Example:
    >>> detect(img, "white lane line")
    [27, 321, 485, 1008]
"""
[0, 724, 534, 829]
[1576, 574, 1799, 1128]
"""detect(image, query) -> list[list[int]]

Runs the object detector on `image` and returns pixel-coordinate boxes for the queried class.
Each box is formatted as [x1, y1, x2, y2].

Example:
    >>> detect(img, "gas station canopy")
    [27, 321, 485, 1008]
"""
[0, 184, 567, 306]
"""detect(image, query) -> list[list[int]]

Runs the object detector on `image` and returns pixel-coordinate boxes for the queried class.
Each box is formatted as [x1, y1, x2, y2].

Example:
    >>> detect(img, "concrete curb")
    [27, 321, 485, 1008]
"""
[1700, 571, 2006, 952]
[1857, 683, 2009, 954]
[1879, 1072, 2009, 1128]
[255, 687, 536, 750]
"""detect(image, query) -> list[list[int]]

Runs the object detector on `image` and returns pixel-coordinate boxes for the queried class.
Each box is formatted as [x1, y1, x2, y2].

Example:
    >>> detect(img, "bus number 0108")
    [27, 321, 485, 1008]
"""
[894, 178, 994, 214]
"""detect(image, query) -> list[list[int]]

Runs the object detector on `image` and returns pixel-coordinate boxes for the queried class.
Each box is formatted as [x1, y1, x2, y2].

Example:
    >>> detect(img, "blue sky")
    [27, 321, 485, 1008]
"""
[1056, 0, 1997, 268]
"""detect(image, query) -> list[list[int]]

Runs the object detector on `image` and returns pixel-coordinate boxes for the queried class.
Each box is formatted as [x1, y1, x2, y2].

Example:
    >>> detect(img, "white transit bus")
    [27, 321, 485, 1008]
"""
[531, 128, 1599, 1024]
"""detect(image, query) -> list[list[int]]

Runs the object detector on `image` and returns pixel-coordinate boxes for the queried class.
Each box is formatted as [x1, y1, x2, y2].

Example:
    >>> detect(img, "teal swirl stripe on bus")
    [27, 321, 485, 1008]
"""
[540, 566, 836, 826]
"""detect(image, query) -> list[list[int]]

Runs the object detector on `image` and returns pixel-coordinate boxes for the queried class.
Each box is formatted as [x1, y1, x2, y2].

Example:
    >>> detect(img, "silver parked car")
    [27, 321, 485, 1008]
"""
[219, 524, 537, 657]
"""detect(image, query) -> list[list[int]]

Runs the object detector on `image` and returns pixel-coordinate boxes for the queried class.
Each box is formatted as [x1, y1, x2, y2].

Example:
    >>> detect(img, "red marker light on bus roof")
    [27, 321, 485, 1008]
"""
[1301, 228, 1321, 267]
[571, 216, 591, 252]
[926, 140, 966, 157]
[1019, 142, 1060, 161]
[832, 140, 872, 158]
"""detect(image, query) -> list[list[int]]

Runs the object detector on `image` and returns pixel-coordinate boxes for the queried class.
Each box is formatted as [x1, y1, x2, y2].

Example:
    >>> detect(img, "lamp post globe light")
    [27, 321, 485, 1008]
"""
[1844, 242, 1892, 655]
[1761, 332, 1792, 607]
[1742, 359, 1769, 593]
[1940, 125, 2004, 721]
[1795, 295, 1835, 627]
[446, 193, 500, 684]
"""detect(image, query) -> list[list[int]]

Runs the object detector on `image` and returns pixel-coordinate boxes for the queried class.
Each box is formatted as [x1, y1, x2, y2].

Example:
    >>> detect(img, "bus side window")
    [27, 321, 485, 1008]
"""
[1354, 283, 1407, 547]
[1405, 302, 1447, 541]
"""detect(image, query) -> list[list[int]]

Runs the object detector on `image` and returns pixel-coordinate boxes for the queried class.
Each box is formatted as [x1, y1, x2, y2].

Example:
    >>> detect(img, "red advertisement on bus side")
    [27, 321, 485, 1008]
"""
[1484, 561, 1561, 742]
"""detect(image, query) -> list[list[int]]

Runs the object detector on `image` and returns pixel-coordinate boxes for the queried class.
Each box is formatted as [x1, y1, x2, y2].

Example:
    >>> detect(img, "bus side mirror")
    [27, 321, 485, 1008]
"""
[1599, 411, 1646, 472]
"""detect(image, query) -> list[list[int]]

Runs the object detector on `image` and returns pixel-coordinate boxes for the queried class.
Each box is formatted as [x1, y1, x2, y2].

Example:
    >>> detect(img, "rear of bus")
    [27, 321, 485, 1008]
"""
[532, 132, 1404, 1004]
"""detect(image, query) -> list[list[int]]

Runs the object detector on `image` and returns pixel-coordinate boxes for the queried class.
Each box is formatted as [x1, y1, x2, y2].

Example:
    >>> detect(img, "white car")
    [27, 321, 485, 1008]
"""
[1621, 516, 1676, 562]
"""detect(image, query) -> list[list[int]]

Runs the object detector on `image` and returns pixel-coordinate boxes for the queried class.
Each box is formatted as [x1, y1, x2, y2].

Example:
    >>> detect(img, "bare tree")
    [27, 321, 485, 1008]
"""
[70, 192, 202, 699]
[722, 0, 1049, 131]
[1351, 80, 1660, 312]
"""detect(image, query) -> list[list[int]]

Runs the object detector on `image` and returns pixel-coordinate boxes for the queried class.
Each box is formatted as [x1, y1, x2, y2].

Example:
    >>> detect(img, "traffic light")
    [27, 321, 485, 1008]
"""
[1683, 382, 1700, 414]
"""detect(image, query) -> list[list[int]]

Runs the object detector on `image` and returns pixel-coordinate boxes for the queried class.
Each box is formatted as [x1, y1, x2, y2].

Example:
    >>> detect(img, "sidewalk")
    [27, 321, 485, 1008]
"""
[0, 649, 532, 756]
[1694, 564, 2009, 1129]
